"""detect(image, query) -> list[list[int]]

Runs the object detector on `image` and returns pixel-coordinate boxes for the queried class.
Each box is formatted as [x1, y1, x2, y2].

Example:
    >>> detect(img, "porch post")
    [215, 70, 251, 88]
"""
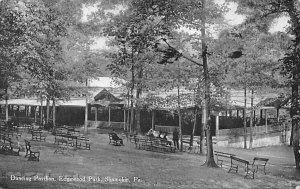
[265, 109, 268, 133]
[108, 106, 111, 127]
[34, 106, 37, 123]
[123, 108, 126, 131]
[151, 110, 155, 130]
[94, 106, 98, 127]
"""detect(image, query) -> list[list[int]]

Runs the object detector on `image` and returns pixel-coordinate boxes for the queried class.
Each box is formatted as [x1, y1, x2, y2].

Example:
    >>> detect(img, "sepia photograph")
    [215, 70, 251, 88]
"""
[0, 0, 300, 188]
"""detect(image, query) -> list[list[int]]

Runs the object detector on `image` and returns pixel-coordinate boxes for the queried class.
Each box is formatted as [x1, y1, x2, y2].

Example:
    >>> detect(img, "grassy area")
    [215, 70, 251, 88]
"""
[0, 128, 299, 189]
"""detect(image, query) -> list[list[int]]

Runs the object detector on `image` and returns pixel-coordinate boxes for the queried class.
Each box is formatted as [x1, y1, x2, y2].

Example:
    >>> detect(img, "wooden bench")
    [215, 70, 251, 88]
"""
[53, 135, 75, 155]
[54, 142, 74, 155]
[108, 133, 123, 146]
[129, 134, 138, 144]
[214, 151, 236, 168]
[24, 140, 40, 161]
[31, 130, 47, 141]
[181, 139, 191, 151]
[156, 139, 175, 153]
[135, 138, 147, 149]
[0, 136, 20, 156]
[150, 139, 170, 153]
[54, 134, 68, 145]
[228, 156, 255, 179]
[77, 136, 91, 150]
[142, 138, 175, 153]
[252, 157, 269, 175]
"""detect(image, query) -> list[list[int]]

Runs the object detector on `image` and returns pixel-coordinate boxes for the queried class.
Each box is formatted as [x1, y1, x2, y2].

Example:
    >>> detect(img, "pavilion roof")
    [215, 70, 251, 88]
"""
[91, 88, 124, 107]
[255, 96, 291, 109]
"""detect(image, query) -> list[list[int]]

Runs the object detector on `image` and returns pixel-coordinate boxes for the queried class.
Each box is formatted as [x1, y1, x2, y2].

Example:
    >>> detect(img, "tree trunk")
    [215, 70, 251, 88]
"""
[291, 78, 300, 169]
[127, 108, 130, 131]
[290, 124, 294, 146]
[130, 105, 134, 133]
[130, 63, 135, 134]
[135, 66, 143, 134]
[40, 96, 44, 126]
[46, 98, 50, 124]
[126, 91, 130, 132]
[177, 84, 183, 152]
[200, 107, 205, 154]
[34, 106, 37, 123]
[52, 98, 56, 133]
[135, 101, 141, 134]
[84, 78, 88, 134]
[243, 64, 247, 149]
[201, 0, 217, 167]
[5, 88, 8, 122]
[190, 109, 197, 146]
[249, 89, 254, 149]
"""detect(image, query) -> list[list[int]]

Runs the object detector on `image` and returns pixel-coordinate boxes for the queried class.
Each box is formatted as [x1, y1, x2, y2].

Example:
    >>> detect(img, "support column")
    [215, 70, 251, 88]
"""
[265, 109, 268, 133]
[151, 110, 155, 130]
[108, 106, 111, 127]
[34, 106, 37, 123]
[13, 105, 16, 117]
[123, 108, 126, 131]
[40, 99, 43, 126]
[5, 99, 8, 121]
[260, 109, 263, 121]
[95, 106, 98, 127]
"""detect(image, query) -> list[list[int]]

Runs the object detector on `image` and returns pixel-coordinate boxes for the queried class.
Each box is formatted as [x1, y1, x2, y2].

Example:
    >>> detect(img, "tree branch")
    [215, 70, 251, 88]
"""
[161, 38, 203, 66]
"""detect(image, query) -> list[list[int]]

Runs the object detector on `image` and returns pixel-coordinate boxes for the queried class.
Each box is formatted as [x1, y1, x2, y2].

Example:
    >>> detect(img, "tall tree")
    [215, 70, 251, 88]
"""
[128, 0, 227, 166]
[228, 0, 300, 169]
[0, 0, 68, 123]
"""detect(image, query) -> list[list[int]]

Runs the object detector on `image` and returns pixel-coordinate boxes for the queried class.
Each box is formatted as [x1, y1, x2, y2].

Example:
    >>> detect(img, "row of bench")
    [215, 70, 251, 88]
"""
[133, 136, 176, 153]
[214, 151, 269, 179]
[54, 133, 91, 152]
[31, 129, 47, 141]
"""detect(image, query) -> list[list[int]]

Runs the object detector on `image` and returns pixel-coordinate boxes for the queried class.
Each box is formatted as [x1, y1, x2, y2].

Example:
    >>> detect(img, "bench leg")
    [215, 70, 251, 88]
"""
[28, 152, 39, 161]
[228, 165, 238, 173]
[244, 169, 255, 179]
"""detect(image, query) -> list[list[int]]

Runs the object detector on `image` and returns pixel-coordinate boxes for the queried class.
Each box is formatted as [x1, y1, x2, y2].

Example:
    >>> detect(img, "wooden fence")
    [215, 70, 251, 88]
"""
[218, 122, 290, 136]
[155, 125, 178, 133]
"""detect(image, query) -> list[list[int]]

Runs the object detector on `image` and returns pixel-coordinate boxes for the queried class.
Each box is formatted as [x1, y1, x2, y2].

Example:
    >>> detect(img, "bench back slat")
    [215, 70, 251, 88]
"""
[231, 156, 249, 165]
[214, 151, 236, 157]
[253, 157, 269, 162]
